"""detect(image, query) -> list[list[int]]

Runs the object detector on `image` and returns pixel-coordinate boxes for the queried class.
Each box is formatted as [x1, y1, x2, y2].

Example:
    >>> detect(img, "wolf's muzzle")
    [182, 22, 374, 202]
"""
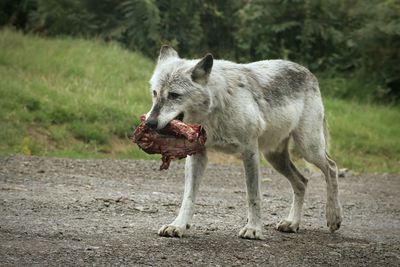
[145, 119, 158, 129]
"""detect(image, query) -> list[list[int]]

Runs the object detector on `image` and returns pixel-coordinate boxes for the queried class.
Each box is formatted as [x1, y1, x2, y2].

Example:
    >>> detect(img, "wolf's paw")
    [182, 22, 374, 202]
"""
[239, 225, 264, 240]
[326, 204, 342, 233]
[158, 224, 186, 238]
[276, 219, 300, 233]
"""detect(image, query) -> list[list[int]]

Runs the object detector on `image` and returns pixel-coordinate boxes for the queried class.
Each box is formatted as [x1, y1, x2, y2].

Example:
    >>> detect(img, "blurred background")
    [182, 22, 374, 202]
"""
[0, 0, 399, 172]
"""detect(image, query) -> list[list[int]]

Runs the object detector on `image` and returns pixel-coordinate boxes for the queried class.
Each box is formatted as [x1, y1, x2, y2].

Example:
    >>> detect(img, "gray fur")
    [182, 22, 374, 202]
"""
[146, 46, 342, 239]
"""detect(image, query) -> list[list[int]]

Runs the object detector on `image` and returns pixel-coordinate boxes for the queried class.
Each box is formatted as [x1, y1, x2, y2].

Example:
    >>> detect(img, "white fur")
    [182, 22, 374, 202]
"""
[149, 47, 342, 239]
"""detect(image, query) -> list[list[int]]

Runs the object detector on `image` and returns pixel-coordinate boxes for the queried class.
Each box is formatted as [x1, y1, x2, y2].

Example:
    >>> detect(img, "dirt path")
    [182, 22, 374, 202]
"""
[0, 156, 399, 266]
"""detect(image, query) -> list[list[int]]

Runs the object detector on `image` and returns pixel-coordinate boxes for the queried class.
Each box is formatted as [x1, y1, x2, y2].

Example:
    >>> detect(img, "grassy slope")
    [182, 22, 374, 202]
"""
[0, 29, 399, 172]
[325, 99, 399, 172]
[0, 29, 157, 159]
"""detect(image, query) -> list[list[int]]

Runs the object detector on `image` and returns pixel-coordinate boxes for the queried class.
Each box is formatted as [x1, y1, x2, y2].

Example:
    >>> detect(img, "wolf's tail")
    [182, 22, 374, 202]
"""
[323, 116, 330, 153]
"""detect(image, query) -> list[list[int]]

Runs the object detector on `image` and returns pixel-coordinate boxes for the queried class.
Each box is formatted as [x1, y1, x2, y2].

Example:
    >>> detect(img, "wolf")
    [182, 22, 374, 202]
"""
[145, 45, 342, 239]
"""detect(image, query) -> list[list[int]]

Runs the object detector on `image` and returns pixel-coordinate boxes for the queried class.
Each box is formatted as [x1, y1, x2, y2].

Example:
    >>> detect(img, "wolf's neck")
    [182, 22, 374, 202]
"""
[206, 63, 239, 113]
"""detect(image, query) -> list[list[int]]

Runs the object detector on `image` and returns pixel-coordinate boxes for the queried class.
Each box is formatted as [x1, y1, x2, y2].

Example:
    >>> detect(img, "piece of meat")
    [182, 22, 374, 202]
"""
[131, 115, 207, 170]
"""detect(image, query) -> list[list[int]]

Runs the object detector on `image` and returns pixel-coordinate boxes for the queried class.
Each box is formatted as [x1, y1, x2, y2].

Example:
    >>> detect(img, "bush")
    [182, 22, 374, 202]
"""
[70, 122, 108, 145]
[1, 0, 398, 102]
[49, 107, 77, 124]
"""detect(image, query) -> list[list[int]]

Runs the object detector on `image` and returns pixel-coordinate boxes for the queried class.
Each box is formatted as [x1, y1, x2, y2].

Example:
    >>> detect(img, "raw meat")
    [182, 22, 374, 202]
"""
[131, 115, 207, 170]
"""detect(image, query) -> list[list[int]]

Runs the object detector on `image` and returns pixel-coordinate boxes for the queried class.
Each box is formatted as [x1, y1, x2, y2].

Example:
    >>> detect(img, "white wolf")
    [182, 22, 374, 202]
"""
[145, 46, 342, 239]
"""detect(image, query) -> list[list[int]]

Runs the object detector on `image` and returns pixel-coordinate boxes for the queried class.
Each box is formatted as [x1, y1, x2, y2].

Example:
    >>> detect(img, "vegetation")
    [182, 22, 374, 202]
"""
[325, 99, 400, 173]
[0, 30, 399, 172]
[0, 29, 157, 160]
[1, 0, 399, 103]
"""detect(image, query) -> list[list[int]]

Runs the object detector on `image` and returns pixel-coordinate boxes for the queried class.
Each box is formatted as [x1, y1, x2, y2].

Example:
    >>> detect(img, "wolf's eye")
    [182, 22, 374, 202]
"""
[168, 92, 181, 100]
[152, 90, 157, 97]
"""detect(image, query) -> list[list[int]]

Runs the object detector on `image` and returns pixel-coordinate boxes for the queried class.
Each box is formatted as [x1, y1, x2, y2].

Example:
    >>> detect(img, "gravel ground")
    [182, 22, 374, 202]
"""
[0, 156, 399, 266]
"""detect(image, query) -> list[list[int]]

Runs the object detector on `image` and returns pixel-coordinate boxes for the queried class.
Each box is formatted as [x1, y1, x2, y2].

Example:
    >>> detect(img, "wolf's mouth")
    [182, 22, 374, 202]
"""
[175, 112, 184, 121]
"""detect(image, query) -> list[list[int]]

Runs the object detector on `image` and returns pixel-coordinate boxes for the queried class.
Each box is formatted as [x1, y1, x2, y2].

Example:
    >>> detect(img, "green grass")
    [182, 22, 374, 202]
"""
[0, 29, 399, 172]
[325, 99, 400, 173]
[0, 29, 157, 160]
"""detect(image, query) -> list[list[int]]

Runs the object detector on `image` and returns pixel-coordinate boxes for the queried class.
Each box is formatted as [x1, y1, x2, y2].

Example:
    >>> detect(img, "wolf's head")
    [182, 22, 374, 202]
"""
[145, 46, 213, 129]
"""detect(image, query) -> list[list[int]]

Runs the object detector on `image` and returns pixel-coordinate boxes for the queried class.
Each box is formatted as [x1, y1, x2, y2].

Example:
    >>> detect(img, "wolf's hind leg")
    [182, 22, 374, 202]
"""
[158, 152, 207, 238]
[324, 153, 342, 232]
[264, 138, 308, 233]
[306, 151, 342, 232]
[294, 127, 342, 232]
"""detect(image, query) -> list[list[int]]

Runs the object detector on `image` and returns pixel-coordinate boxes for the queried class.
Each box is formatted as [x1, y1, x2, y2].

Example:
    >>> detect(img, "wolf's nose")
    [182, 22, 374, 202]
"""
[145, 119, 158, 129]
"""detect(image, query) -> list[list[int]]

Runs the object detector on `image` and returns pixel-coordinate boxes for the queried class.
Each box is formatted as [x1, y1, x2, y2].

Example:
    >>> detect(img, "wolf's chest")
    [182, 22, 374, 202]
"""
[204, 129, 244, 154]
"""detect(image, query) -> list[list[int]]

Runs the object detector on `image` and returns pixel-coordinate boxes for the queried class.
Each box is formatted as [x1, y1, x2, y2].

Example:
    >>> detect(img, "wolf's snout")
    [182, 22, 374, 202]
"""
[145, 119, 158, 129]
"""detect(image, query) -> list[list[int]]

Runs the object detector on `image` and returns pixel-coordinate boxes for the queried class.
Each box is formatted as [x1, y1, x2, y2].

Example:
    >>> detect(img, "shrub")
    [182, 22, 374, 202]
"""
[70, 122, 108, 145]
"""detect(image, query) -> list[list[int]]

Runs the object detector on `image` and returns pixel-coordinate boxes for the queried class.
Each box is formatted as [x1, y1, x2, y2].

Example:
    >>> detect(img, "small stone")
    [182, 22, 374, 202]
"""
[338, 168, 349, 178]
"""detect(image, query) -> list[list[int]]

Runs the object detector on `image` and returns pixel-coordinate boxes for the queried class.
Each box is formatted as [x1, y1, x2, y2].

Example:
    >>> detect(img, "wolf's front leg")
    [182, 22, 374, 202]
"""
[239, 146, 264, 240]
[158, 152, 207, 238]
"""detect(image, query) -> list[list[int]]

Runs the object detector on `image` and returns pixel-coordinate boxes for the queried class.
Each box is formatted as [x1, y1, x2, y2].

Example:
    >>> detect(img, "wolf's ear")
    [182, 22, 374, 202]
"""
[158, 45, 179, 63]
[191, 53, 213, 84]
